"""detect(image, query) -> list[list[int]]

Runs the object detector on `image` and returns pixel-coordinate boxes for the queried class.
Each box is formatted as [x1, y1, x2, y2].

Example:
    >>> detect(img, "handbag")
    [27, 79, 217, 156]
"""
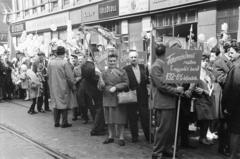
[117, 90, 137, 104]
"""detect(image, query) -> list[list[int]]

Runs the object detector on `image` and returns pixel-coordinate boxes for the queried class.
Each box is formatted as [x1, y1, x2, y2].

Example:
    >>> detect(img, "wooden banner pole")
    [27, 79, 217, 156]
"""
[173, 96, 181, 159]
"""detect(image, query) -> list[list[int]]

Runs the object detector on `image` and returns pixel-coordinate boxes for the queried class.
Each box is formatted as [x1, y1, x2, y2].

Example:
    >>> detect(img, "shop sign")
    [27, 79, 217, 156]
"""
[26, 12, 68, 32]
[81, 5, 99, 23]
[70, 9, 82, 25]
[163, 48, 202, 84]
[150, 0, 206, 11]
[11, 23, 25, 33]
[119, 0, 149, 16]
[99, 0, 119, 19]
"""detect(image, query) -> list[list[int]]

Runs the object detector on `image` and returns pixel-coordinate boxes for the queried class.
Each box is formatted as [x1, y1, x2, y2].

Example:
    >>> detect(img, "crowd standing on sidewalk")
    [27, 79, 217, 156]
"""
[1, 37, 240, 159]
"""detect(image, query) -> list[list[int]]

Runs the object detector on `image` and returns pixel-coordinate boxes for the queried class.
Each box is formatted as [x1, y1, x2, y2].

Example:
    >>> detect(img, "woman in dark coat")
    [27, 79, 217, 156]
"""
[222, 63, 240, 159]
[194, 54, 215, 145]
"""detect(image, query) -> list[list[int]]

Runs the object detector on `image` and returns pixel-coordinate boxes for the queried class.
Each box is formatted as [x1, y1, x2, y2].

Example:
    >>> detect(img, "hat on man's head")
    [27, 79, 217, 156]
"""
[16, 50, 24, 55]
[37, 51, 45, 56]
[56, 46, 65, 55]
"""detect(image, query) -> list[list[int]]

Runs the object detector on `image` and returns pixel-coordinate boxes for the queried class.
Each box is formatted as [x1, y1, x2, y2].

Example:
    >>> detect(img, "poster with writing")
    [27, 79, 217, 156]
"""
[164, 48, 202, 83]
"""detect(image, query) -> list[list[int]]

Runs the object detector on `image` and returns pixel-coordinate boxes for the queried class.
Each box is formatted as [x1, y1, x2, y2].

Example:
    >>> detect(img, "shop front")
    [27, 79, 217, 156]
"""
[152, 9, 198, 49]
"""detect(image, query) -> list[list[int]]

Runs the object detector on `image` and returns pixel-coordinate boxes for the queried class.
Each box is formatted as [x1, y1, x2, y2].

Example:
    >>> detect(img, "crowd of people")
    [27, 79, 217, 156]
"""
[0, 38, 240, 159]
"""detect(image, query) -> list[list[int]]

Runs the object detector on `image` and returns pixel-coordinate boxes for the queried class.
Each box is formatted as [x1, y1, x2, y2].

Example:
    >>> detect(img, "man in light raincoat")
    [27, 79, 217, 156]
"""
[48, 46, 76, 128]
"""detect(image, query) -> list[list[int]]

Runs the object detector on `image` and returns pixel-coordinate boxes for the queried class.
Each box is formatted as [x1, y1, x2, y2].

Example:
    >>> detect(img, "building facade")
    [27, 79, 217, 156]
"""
[0, 0, 12, 46]
[9, 0, 240, 56]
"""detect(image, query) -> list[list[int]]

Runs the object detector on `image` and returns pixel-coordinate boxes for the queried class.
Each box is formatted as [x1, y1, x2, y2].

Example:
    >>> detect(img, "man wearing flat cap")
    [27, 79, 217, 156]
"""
[48, 46, 76, 128]
[32, 51, 50, 112]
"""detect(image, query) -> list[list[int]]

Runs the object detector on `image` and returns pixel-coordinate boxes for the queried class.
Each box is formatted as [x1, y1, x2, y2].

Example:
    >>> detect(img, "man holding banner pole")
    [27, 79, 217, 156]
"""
[151, 44, 202, 159]
[150, 44, 184, 159]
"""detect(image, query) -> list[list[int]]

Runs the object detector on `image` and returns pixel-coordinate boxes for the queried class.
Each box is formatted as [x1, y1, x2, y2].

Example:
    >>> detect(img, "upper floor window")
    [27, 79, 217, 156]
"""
[41, 0, 48, 4]
[41, 5, 45, 12]
[33, 7, 38, 14]
[32, 0, 38, 6]
[25, 10, 30, 16]
[63, 0, 70, 6]
[52, 0, 58, 11]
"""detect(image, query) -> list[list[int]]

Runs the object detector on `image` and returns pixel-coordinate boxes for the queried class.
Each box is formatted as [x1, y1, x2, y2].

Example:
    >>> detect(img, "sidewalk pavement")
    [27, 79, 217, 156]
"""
[0, 99, 226, 159]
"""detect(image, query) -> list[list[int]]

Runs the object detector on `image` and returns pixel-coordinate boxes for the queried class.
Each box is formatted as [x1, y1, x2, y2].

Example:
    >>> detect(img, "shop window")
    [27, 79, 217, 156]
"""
[217, 5, 239, 39]
[52, 1, 58, 11]
[180, 12, 186, 24]
[101, 21, 120, 34]
[155, 15, 164, 27]
[63, 0, 70, 6]
[164, 14, 172, 26]
[154, 9, 197, 28]
[187, 10, 196, 22]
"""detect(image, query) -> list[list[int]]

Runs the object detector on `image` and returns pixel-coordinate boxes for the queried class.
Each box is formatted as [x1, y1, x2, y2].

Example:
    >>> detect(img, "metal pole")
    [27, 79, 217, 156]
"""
[173, 96, 181, 159]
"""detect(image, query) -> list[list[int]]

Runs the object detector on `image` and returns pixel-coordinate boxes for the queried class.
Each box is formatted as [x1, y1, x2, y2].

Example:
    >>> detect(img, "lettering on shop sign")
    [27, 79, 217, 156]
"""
[164, 48, 202, 84]
[11, 23, 25, 33]
[81, 5, 98, 22]
[99, 0, 118, 19]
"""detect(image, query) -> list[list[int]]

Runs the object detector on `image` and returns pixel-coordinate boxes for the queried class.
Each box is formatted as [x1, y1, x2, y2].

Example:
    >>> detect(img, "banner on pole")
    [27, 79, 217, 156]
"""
[164, 48, 202, 84]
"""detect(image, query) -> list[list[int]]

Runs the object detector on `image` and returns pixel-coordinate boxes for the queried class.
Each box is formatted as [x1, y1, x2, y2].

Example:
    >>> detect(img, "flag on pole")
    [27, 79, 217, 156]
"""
[188, 24, 193, 49]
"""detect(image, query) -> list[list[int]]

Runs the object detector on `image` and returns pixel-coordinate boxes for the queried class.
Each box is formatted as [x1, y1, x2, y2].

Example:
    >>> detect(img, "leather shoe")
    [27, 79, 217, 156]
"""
[163, 151, 177, 157]
[103, 138, 114, 144]
[218, 148, 230, 157]
[82, 120, 88, 124]
[61, 123, 72, 128]
[72, 117, 78, 121]
[118, 139, 125, 146]
[28, 110, 37, 114]
[54, 123, 60, 127]
[90, 131, 106, 136]
[38, 109, 45, 113]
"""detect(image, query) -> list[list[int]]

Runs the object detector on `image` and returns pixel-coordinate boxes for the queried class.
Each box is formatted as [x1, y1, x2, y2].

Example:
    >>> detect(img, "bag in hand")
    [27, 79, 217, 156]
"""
[117, 90, 137, 104]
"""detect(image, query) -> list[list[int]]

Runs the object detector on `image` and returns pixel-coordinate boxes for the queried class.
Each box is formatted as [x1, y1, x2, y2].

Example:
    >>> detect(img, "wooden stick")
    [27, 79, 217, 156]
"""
[149, 109, 152, 144]
[173, 96, 181, 159]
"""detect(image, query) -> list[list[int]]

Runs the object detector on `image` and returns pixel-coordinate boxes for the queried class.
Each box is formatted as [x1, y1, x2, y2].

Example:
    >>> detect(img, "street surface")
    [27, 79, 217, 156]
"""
[0, 100, 227, 159]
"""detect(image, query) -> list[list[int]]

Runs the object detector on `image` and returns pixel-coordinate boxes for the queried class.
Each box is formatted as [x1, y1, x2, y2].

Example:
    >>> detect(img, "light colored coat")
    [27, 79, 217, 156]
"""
[48, 56, 75, 109]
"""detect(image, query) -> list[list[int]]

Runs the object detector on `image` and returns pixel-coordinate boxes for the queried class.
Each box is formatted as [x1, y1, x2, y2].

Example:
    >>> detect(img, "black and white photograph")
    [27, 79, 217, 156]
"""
[0, 0, 240, 158]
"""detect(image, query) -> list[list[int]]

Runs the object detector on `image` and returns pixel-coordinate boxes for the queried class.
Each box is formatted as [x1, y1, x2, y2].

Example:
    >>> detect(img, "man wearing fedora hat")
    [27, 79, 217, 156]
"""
[48, 46, 76, 128]
[32, 51, 51, 112]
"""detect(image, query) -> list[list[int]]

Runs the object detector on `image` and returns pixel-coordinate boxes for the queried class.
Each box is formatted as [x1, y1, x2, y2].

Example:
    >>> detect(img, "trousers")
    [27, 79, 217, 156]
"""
[153, 109, 176, 157]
